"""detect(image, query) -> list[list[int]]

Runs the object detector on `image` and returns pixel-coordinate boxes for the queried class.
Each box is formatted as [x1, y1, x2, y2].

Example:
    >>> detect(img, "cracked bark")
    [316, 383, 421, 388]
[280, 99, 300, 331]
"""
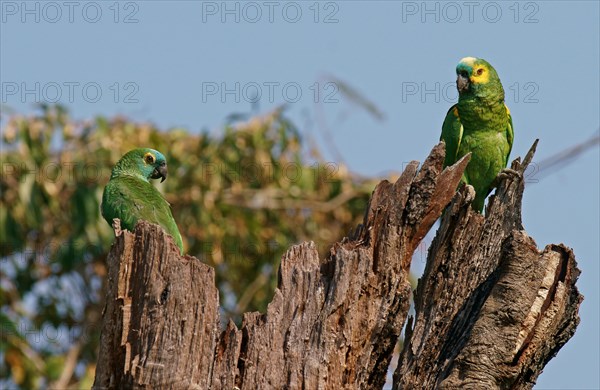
[93, 141, 582, 390]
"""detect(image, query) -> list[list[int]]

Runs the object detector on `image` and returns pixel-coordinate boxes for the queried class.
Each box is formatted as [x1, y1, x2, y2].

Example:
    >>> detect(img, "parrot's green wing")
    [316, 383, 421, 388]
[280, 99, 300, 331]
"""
[440, 104, 464, 168]
[102, 176, 184, 253]
[505, 107, 514, 166]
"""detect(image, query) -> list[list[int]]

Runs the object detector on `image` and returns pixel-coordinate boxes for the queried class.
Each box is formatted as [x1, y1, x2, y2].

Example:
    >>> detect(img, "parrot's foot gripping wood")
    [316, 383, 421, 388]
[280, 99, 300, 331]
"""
[463, 184, 476, 204]
[497, 167, 522, 181]
[492, 139, 538, 193]
[492, 168, 522, 191]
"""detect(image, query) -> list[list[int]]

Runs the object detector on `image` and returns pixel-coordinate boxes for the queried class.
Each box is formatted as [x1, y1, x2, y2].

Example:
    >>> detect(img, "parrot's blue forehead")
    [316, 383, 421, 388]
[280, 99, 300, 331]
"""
[456, 63, 472, 74]
[146, 149, 166, 163]
[456, 57, 478, 74]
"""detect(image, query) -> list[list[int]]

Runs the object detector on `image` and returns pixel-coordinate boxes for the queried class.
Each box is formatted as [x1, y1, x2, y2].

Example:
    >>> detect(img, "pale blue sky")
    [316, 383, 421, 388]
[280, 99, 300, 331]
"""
[1, 1, 599, 388]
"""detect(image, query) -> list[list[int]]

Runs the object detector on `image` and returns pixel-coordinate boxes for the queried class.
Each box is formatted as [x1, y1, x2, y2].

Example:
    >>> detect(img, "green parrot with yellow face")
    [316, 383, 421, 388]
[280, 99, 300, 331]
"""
[441, 57, 514, 212]
[101, 148, 184, 253]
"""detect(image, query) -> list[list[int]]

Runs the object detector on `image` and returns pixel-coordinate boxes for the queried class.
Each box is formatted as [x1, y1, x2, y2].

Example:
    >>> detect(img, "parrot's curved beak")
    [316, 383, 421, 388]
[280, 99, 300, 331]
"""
[151, 162, 168, 182]
[457, 74, 470, 94]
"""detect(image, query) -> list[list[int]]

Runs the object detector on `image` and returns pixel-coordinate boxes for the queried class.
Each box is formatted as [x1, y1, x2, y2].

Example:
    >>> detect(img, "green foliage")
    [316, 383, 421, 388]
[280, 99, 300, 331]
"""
[0, 105, 376, 388]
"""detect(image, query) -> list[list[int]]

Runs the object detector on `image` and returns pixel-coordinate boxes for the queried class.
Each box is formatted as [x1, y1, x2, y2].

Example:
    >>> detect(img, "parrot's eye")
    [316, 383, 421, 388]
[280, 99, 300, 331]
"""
[476, 68, 484, 76]
[144, 153, 156, 164]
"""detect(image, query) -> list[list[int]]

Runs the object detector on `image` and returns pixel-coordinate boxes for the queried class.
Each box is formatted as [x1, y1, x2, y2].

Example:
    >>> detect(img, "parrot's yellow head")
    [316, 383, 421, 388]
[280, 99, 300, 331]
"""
[455, 57, 501, 96]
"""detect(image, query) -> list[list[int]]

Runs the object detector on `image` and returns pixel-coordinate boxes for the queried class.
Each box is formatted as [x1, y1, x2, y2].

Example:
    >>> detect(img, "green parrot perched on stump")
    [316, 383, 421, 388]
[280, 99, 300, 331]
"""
[101, 148, 184, 253]
[441, 57, 514, 212]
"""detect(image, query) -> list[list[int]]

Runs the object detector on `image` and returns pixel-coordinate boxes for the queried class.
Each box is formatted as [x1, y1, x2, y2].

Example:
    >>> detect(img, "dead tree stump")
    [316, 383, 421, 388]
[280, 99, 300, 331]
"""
[93, 142, 582, 390]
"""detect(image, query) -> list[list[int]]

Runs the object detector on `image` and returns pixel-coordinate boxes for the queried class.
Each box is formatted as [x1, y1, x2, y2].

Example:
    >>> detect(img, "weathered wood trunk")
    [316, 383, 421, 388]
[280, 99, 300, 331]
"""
[93, 142, 582, 390]
[395, 140, 582, 389]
